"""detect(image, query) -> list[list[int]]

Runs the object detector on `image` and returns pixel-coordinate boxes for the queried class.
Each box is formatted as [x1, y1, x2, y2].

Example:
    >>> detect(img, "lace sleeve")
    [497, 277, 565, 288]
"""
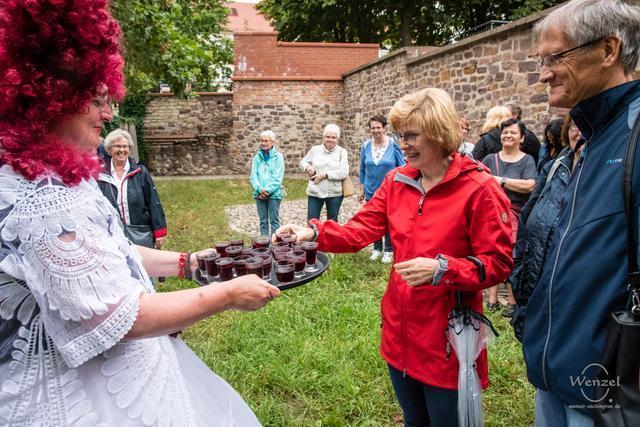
[0, 174, 146, 368]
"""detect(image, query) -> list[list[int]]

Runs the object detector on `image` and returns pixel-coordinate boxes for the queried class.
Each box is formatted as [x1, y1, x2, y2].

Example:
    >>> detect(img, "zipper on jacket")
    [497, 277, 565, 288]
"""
[402, 369, 407, 378]
[417, 194, 426, 216]
[541, 146, 587, 389]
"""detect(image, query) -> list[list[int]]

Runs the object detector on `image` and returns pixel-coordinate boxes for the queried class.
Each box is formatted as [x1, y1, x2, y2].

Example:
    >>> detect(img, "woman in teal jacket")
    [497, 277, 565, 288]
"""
[250, 130, 285, 236]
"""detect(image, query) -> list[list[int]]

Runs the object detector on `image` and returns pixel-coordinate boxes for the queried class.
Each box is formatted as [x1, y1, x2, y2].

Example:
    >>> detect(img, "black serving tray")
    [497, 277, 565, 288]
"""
[193, 251, 330, 291]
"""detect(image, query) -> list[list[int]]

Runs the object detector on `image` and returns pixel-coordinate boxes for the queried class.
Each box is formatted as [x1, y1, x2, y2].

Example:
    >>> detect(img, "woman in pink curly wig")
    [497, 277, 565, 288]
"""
[0, 1, 278, 425]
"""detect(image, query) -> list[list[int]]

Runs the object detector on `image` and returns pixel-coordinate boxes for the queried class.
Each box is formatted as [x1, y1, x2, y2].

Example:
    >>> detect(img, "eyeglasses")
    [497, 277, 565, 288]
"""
[394, 131, 420, 144]
[112, 144, 130, 150]
[91, 96, 115, 113]
[538, 38, 602, 69]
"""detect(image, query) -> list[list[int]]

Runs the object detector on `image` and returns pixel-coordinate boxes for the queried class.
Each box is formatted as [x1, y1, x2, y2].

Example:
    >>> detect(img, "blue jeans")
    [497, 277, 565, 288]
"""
[255, 198, 281, 236]
[388, 364, 459, 427]
[307, 195, 343, 222]
[534, 389, 594, 427]
[367, 198, 392, 252]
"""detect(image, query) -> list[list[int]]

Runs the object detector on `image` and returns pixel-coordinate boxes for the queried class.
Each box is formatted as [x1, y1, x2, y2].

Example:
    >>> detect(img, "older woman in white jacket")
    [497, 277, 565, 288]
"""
[300, 124, 349, 222]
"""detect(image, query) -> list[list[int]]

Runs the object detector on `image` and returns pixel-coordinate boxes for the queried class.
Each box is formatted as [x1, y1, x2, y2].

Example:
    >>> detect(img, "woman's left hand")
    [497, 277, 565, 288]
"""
[154, 237, 165, 249]
[311, 172, 326, 184]
[394, 257, 438, 287]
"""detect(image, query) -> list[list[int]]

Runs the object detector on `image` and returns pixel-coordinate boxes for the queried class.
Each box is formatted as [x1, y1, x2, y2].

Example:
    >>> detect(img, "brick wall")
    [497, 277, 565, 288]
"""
[234, 32, 379, 80]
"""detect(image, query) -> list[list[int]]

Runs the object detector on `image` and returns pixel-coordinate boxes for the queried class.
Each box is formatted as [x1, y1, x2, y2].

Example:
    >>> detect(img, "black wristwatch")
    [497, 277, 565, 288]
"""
[500, 177, 507, 188]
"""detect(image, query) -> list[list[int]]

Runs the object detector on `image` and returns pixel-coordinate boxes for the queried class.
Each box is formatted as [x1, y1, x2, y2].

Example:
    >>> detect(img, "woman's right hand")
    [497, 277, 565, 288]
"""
[306, 165, 315, 178]
[222, 275, 280, 311]
[274, 224, 315, 242]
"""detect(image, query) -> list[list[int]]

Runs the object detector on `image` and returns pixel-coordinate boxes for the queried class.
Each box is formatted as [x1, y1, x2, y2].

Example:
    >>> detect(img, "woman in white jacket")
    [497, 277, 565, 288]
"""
[300, 124, 349, 222]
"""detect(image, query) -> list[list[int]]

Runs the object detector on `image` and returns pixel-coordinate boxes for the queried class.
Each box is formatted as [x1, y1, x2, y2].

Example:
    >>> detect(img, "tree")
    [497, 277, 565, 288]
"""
[110, 0, 233, 97]
[257, 0, 565, 48]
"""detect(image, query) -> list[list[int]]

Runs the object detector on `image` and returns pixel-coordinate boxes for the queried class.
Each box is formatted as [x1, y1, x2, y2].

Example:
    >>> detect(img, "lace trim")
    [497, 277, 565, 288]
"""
[59, 289, 141, 368]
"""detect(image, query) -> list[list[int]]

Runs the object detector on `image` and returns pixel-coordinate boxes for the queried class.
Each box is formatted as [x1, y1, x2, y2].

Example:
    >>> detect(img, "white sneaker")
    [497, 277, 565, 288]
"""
[370, 250, 381, 261]
[381, 252, 393, 264]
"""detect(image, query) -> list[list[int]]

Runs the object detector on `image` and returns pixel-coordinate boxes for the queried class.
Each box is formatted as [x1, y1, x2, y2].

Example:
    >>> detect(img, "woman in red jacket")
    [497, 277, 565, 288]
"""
[278, 88, 513, 427]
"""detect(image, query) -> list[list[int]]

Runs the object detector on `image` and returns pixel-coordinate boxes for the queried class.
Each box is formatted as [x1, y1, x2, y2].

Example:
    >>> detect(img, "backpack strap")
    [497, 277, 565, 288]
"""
[494, 153, 501, 176]
[539, 155, 567, 197]
[623, 109, 640, 316]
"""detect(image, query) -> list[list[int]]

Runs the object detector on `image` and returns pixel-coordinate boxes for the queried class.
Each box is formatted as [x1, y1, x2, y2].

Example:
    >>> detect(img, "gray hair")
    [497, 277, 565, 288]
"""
[323, 123, 341, 138]
[259, 130, 276, 141]
[104, 129, 134, 152]
[534, 0, 640, 73]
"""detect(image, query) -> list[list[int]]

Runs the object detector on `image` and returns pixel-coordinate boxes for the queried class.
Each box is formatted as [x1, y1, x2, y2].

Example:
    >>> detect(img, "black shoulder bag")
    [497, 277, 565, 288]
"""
[594, 113, 640, 426]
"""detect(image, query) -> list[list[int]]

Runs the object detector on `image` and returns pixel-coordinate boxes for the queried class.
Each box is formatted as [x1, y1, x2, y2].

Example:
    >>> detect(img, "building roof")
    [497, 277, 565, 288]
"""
[224, 2, 274, 33]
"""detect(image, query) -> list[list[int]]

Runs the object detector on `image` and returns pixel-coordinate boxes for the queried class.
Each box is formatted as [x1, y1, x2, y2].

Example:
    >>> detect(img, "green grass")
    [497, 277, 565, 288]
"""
[156, 178, 535, 426]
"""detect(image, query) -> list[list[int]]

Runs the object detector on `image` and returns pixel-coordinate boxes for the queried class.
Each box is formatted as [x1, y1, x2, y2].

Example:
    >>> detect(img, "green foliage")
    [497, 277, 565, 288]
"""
[110, 0, 233, 97]
[257, 0, 566, 48]
[155, 178, 535, 425]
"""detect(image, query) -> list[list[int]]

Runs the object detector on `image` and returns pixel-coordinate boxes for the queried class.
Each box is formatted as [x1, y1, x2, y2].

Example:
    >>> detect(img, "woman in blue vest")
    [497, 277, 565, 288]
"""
[358, 115, 405, 263]
[250, 130, 285, 236]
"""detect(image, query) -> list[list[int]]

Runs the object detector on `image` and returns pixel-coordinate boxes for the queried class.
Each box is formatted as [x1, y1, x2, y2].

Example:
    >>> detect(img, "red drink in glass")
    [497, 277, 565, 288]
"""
[275, 231, 290, 243]
[302, 241, 319, 272]
[251, 247, 271, 259]
[204, 252, 220, 277]
[245, 257, 264, 276]
[282, 233, 297, 246]
[214, 242, 230, 258]
[261, 255, 273, 280]
[230, 237, 244, 247]
[275, 260, 295, 283]
[233, 255, 252, 276]
[252, 236, 270, 249]
[215, 257, 234, 281]
[287, 251, 306, 278]
[273, 246, 292, 261]
[226, 245, 243, 259]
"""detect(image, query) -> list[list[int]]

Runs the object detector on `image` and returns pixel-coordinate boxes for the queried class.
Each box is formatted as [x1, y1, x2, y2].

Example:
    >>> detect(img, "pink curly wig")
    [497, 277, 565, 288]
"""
[0, 0, 125, 185]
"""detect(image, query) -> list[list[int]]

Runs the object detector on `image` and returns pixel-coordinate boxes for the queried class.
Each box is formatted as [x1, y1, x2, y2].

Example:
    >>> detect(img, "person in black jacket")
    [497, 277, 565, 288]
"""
[471, 105, 513, 161]
[506, 103, 541, 163]
[98, 129, 167, 249]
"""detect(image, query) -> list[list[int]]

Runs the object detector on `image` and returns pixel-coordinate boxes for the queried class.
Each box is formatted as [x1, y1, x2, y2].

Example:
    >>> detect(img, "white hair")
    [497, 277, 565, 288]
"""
[104, 128, 134, 151]
[259, 130, 276, 141]
[534, 0, 640, 73]
[323, 124, 341, 138]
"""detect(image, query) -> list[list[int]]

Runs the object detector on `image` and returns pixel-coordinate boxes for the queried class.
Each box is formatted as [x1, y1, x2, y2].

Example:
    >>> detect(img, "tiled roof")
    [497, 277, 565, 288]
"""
[224, 2, 274, 33]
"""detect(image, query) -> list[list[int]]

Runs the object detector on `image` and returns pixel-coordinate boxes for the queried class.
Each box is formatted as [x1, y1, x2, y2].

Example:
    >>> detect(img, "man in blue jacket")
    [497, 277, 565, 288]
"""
[523, 0, 640, 425]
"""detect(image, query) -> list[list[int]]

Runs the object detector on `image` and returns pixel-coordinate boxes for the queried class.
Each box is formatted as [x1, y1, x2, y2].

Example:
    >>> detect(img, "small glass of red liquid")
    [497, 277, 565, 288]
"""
[233, 255, 252, 276]
[291, 243, 305, 252]
[271, 242, 289, 253]
[241, 247, 254, 256]
[275, 230, 291, 243]
[202, 251, 220, 279]
[261, 255, 273, 281]
[275, 260, 295, 283]
[287, 250, 307, 278]
[281, 233, 297, 246]
[215, 257, 234, 282]
[214, 241, 230, 258]
[252, 236, 270, 249]
[273, 246, 293, 261]
[226, 245, 244, 259]
[245, 257, 264, 277]
[229, 237, 244, 247]
[250, 247, 270, 259]
[302, 241, 319, 272]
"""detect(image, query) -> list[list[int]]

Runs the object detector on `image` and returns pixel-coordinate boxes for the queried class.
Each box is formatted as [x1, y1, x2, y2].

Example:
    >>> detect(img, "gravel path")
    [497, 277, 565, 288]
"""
[225, 196, 362, 235]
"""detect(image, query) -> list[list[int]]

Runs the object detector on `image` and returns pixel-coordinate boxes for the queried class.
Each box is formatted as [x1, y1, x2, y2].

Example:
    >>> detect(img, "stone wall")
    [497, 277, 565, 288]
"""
[234, 80, 344, 172]
[342, 10, 552, 158]
[143, 93, 233, 175]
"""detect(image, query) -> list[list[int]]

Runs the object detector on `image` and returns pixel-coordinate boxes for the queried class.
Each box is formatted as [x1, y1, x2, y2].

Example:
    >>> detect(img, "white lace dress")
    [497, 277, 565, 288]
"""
[0, 166, 261, 426]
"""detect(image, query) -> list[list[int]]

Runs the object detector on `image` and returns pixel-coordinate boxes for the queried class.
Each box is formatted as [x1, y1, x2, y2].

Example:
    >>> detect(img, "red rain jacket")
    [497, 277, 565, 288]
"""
[312, 154, 513, 389]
